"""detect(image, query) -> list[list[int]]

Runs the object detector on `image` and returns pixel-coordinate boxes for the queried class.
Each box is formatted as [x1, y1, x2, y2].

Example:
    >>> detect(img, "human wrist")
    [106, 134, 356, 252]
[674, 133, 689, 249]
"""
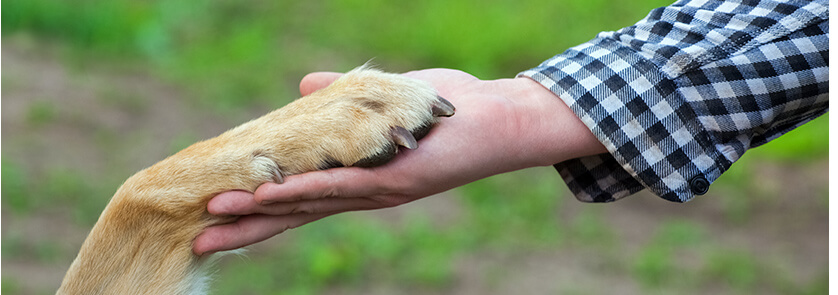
[503, 77, 606, 167]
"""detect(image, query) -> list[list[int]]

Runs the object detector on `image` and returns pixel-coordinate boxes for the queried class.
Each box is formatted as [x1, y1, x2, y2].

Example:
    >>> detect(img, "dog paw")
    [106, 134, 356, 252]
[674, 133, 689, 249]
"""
[348, 97, 455, 169]
[241, 66, 454, 178]
[307, 67, 455, 169]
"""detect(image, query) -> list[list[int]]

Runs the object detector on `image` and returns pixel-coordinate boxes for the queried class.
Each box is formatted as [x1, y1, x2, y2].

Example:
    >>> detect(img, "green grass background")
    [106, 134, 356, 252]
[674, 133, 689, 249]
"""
[2, 0, 828, 294]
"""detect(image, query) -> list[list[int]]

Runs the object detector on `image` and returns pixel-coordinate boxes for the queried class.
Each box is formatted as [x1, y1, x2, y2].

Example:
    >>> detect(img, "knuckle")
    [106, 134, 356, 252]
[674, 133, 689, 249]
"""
[289, 203, 314, 214]
[320, 186, 341, 199]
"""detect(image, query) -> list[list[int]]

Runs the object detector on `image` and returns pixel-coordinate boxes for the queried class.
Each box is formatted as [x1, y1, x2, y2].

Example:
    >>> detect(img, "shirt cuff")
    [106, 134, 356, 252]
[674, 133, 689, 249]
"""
[519, 36, 728, 203]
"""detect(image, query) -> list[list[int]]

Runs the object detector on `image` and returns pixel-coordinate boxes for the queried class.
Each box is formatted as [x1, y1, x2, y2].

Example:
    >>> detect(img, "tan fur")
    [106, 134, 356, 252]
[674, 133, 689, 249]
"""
[57, 67, 443, 294]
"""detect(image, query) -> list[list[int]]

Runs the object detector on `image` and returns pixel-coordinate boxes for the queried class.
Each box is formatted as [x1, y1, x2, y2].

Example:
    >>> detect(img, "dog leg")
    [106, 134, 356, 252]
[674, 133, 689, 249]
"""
[57, 66, 453, 294]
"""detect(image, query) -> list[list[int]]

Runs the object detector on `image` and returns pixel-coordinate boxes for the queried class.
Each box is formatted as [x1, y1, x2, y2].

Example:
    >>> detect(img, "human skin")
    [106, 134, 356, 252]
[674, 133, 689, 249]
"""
[193, 68, 607, 255]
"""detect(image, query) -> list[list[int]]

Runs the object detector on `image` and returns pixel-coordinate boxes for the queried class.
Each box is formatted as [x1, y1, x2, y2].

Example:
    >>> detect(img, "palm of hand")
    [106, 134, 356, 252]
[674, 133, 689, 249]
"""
[193, 68, 603, 254]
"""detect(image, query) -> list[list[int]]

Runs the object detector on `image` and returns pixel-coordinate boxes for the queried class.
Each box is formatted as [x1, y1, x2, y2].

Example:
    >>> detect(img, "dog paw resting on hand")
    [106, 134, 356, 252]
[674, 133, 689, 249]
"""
[57, 66, 454, 295]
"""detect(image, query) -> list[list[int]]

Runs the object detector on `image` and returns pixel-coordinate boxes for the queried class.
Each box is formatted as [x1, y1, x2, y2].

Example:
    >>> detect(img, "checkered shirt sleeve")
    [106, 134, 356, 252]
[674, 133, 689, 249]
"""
[519, 0, 829, 203]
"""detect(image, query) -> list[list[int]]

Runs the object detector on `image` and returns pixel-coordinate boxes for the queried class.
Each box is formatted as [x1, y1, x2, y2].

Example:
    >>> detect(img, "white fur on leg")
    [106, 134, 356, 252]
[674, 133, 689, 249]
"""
[180, 249, 246, 295]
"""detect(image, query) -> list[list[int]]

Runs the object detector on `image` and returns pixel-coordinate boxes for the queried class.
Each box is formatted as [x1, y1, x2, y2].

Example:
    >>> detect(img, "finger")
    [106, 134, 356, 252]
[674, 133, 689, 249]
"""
[252, 197, 396, 216]
[253, 167, 387, 204]
[300, 72, 344, 96]
[209, 185, 400, 216]
[193, 212, 331, 255]
[207, 190, 258, 216]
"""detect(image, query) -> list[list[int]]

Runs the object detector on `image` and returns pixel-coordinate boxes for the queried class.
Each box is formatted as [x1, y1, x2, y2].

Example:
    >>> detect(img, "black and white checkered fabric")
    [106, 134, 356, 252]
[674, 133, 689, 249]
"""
[520, 0, 829, 203]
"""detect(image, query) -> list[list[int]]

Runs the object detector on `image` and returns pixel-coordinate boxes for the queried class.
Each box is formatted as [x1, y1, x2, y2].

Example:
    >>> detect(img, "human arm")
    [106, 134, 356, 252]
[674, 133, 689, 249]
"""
[193, 0, 830, 254]
[520, 0, 829, 202]
[193, 69, 607, 255]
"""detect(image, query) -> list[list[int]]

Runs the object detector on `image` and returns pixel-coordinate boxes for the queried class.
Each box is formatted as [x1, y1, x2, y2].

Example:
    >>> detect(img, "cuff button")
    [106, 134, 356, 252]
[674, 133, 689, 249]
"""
[689, 175, 710, 195]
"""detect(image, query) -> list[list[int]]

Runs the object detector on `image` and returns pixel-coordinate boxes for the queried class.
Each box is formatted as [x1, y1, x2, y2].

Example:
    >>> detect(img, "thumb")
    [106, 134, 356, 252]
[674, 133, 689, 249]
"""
[300, 72, 344, 96]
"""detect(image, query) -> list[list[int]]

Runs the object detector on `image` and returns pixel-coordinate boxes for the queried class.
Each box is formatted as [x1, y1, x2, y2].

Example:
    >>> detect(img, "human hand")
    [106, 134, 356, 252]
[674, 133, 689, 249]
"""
[193, 68, 606, 255]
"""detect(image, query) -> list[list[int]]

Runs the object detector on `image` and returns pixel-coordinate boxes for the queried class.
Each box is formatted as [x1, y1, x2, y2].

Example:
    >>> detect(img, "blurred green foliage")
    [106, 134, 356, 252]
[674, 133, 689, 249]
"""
[701, 250, 759, 290]
[632, 220, 703, 288]
[3, 0, 665, 109]
[1, 278, 21, 295]
[746, 114, 829, 163]
[458, 168, 565, 247]
[213, 168, 563, 294]
[25, 101, 58, 127]
[2, 160, 29, 213]
[2, 0, 828, 294]
[2, 159, 110, 225]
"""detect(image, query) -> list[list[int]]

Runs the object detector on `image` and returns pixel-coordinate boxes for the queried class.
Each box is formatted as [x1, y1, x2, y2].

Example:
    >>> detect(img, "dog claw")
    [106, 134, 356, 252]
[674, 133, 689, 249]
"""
[273, 170, 284, 184]
[391, 126, 418, 149]
[432, 96, 455, 117]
